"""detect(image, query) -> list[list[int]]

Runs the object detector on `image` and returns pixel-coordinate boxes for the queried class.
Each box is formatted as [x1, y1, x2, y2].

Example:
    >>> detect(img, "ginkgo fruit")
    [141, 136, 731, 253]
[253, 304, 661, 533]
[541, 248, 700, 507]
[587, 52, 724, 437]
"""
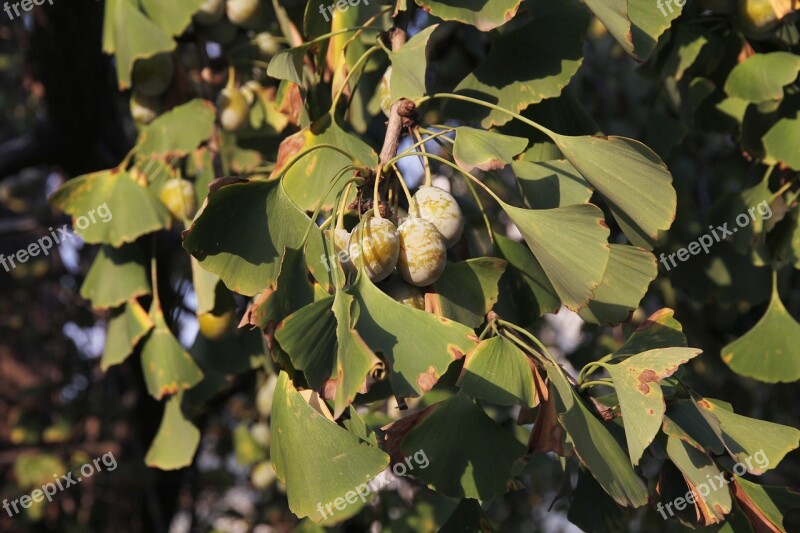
[218, 87, 250, 132]
[198, 307, 236, 339]
[194, 0, 225, 25]
[226, 0, 261, 26]
[348, 217, 400, 282]
[132, 53, 174, 97]
[413, 186, 465, 248]
[159, 179, 197, 220]
[384, 276, 426, 310]
[255, 32, 280, 56]
[397, 217, 447, 286]
[129, 91, 161, 124]
[736, 0, 781, 35]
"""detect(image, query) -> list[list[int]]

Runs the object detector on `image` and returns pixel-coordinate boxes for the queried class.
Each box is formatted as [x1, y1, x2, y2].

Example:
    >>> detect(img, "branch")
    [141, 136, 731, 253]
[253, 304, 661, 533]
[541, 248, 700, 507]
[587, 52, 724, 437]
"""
[377, 6, 415, 167]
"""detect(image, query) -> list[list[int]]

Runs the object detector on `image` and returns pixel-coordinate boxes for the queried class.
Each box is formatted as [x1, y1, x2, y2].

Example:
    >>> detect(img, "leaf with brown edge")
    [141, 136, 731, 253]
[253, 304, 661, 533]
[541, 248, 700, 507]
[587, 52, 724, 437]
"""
[452, 127, 527, 173]
[415, 0, 523, 31]
[144, 393, 200, 471]
[347, 271, 475, 398]
[381, 406, 435, 465]
[733, 475, 800, 533]
[615, 308, 687, 357]
[607, 347, 702, 465]
[140, 303, 204, 400]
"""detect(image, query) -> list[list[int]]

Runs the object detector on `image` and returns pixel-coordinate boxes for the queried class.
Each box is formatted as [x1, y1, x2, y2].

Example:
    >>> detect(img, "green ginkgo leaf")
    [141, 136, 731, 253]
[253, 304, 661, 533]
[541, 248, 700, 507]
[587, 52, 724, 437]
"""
[389, 25, 438, 102]
[140, 0, 204, 37]
[722, 285, 800, 383]
[665, 435, 732, 523]
[102, 0, 176, 90]
[267, 47, 307, 86]
[183, 178, 328, 296]
[144, 393, 200, 470]
[451, 0, 590, 128]
[414, 0, 522, 31]
[348, 272, 474, 398]
[553, 134, 676, 249]
[457, 336, 536, 407]
[512, 160, 592, 209]
[662, 399, 725, 456]
[137, 99, 216, 158]
[578, 244, 657, 326]
[697, 398, 800, 474]
[606, 347, 703, 465]
[271, 115, 376, 211]
[724, 52, 800, 104]
[80, 244, 150, 310]
[49, 168, 171, 247]
[494, 234, 560, 319]
[140, 304, 204, 400]
[763, 116, 800, 170]
[399, 392, 527, 499]
[271, 372, 390, 522]
[430, 258, 507, 328]
[615, 308, 687, 357]
[501, 203, 610, 311]
[101, 298, 153, 371]
[452, 127, 527, 173]
[545, 362, 649, 507]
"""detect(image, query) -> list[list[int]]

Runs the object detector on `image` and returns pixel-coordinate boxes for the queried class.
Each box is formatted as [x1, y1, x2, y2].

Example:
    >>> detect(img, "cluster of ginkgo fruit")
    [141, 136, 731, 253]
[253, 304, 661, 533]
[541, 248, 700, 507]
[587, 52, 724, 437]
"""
[334, 184, 465, 291]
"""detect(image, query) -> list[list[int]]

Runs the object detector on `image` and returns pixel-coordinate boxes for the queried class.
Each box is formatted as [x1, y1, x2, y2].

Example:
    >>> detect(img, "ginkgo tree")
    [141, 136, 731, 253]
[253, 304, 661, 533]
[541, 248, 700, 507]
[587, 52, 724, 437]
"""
[48, 0, 800, 530]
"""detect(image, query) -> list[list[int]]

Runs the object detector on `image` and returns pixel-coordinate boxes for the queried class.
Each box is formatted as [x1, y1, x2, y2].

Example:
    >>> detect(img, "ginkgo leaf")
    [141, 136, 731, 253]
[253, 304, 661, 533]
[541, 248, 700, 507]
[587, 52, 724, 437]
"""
[545, 362, 649, 507]
[102, 0, 176, 90]
[271, 373, 390, 522]
[615, 308, 687, 357]
[665, 435, 732, 525]
[347, 272, 474, 398]
[724, 52, 800, 104]
[457, 336, 536, 407]
[267, 47, 307, 86]
[452, 127, 527, 173]
[578, 245, 657, 326]
[49, 168, 171, 247]
[500, 202, 610, 311]
[137, 99, 216, 158]
[139, 0, 204, 37]
[270, 114, 376, 211]
[451, 0, 590, 128]
[764, 116, 800, 171]
[183, 178, 329, 296]
[552, 134, 676, 249]
[430, 258, 506, 328]
[414, 0, 522, 31]
[140, 304, 204, 400]
[398, 392, 527, 499]
[389, 25, 438, 102]
[494, 234, 560, 320]
[512, 160, 592, 209]
[662, 399, 725, 456]
[697, 398, 800, 474]
[80, 244, 150, 310]
[101, 298, 153, 371]
[732, 476, 800, 533]
[606, 347, 702, 465]
[144, 393, 200, 470]
[721, 286, 800, 383]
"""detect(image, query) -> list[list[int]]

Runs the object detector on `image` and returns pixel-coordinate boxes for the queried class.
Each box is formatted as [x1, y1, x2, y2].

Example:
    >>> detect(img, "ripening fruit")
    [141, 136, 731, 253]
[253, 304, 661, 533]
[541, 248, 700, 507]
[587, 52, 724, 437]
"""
[132, 54, 174, 97]
[348, 217, 400, 282]
[217, 87, 250, 132]
[413, 186, 465, 248]
[226, 0, 261, 26]
[129, 91, 161, 124]
[384, 276, 425, 310]
[255, 32, 280, 56]
[397, 218, 447, 287]
[198, 307, 236, 339]
[240, 80, 262, 105]
[736, 0, 781, 36]
[256, 374, 278, 415]
[159, 179, 197, 220]
[194, 0, 225, 24]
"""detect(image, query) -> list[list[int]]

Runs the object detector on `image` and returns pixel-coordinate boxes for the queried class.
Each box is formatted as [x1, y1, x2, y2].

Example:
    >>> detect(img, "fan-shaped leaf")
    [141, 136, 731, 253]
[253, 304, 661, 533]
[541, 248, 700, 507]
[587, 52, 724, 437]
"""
[389, 24, 438, 102]
[80, 244, 150, 310]
[724, 52, 800, 104]
[144, 393, 200, 470]
[430, 258, 506, 328]
[101, 298, 153, 371]
[457, 336, 536, 407]
[452, 127, 527, 173]
[512, 160, 592, 209]
[415, 0, 522, 31]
